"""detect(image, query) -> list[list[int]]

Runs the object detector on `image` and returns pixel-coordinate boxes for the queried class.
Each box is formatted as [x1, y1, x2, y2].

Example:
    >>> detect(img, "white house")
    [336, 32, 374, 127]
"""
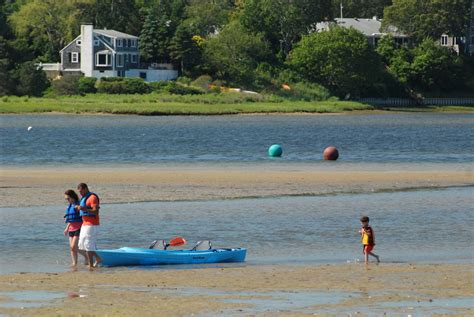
[40, 24, 178, 82]
[315, 17, 409, 46]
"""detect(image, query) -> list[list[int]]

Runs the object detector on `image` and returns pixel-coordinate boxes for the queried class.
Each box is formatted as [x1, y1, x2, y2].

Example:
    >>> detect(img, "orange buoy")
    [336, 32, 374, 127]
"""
[323, 146, 339, 160]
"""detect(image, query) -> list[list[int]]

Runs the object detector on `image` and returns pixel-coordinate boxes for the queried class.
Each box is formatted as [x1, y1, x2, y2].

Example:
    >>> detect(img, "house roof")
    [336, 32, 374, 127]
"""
[94, 29, 138, 39]
[316, 18, 408, 38]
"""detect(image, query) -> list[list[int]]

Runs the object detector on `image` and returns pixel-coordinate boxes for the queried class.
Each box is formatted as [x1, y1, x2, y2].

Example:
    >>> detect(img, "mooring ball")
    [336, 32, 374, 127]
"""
[323, 146, 339, 160]
[268, 144, 283, 157]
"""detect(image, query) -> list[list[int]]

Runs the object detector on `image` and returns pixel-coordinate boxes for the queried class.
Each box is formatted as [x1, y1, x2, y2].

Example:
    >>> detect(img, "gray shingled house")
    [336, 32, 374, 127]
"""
[40, 24, 177, 82]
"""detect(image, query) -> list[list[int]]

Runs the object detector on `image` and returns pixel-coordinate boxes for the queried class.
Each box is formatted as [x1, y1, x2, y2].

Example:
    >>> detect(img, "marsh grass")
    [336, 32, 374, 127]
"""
[0, 93, 375, 115]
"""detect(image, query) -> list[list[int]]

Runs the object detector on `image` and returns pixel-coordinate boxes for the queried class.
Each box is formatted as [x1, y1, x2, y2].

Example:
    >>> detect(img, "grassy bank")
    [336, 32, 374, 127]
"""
[0, 93, 372, 115]
[1, 93, 473, 115]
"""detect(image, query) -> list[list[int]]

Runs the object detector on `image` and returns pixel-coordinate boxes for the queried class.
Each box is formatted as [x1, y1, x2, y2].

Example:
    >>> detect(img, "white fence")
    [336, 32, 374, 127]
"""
[358, 98, 474, 106]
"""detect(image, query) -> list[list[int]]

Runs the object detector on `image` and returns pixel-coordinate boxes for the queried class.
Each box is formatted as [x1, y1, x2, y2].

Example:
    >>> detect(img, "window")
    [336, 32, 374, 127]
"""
[441, 35, 448, 46]
[117, 70, 125, 77]
[131, 54, 137, 63]
[117, 39, 122, 47]
[96, 52, 111, 66]
[71, 52, 79, 63]
[116, 54, 123, 67]
[125, 54, 129, 62]
[139, 72, 147, 80]
[131, 39, 137, 47]
[94, 40, 100, 46]
[76, 40, 82, 46]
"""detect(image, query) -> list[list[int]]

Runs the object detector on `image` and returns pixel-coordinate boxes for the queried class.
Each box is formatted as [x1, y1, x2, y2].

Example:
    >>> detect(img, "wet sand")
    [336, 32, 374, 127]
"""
[1, 164, 473, 315]
[1, 163, 472, 208]
[0, 263, 472, 316]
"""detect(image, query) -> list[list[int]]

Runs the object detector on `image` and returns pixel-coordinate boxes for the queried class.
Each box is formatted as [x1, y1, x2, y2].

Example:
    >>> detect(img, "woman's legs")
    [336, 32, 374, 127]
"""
[69, 236, 79, 267]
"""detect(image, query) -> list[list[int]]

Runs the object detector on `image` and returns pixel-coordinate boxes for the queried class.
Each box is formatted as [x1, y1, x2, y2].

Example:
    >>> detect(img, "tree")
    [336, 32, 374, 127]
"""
[184, 0, 235, 36]
[408, 39, 463, 91]
[203, 21, 271, 87]
[8, 0, 87, 62]
[333, 0, 392, 19]
[75, 0, 142, 36]
[287, 26, 387, 97]
[169, 24, 203, 76]
[238, 0, 333, 60]
[382, 0, 471, 42]
[13, 61, 50, 96]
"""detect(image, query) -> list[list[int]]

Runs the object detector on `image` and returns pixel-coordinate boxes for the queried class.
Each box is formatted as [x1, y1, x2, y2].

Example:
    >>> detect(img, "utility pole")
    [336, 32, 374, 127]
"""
[340, 2, 344, 19]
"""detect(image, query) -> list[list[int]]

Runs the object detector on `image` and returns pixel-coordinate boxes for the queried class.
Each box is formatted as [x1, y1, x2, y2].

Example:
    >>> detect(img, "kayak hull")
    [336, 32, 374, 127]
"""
[96, 247, 246, 267]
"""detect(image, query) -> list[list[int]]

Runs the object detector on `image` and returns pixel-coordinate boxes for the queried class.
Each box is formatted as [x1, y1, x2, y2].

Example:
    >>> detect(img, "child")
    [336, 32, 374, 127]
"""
[64, 189, 87, 268]
[359, 216, 380, 264]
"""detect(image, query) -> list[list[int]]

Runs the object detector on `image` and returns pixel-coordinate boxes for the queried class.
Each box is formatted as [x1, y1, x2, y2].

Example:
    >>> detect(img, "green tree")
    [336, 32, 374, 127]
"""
[203, 20, 271, 87]
[139, 0, 186, 63]
[184, 0, 235, 36]
[8, 0, 86, 62]
[13, 61, 50, 96]
[75, 0, 142, 36]
[408, 39, 463, 91]
[287, 26, 387, 97]
[333, 0, 392, 19]
[382, 0, 471, 42]
[239, 0, 333, 59]
[169, 24, 203, 76]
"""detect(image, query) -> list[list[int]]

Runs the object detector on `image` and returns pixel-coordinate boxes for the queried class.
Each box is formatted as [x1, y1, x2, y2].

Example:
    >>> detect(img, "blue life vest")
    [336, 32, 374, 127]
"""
[64, 203, 82, 223]
[79, 192, 100, 217]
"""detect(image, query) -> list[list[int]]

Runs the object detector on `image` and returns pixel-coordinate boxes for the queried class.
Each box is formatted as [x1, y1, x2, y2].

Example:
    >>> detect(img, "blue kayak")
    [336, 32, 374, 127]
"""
[95, 247, 247, 267]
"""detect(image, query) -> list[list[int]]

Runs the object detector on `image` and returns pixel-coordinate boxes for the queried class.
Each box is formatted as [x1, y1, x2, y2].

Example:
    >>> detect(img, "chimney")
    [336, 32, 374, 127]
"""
[80, 24, 94, 77]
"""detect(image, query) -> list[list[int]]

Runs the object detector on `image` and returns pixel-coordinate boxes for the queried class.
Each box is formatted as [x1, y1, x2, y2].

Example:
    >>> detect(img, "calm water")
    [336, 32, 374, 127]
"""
[0, 113, 473, 274]
[1, 113, 473, 165]
[0, 187, 472, 274]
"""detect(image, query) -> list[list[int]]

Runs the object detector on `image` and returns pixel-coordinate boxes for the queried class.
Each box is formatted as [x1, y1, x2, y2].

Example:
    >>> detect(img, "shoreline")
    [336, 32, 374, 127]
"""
[0, 263, 472, 316]
[1, 164, 473, 208]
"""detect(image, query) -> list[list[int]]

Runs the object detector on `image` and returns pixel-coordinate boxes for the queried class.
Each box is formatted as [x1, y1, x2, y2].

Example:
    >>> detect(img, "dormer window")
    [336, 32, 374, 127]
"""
[117, 39, 123, 47]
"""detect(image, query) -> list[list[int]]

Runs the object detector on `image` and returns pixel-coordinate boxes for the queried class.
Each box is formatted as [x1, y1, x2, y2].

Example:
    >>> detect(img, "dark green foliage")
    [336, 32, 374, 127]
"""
[78, 77, 97, 94]
[13, 61, 50, 96]
[288, 27, 388, 97]
[96, 77, 151, 94]
[383, 0, 471, 42]
[408, 39, 464, 91]
[52, 75, 81, 96]
[203, 21, 271, 88]
[191, 75, 213, 90]
[333, 0, 392, 19]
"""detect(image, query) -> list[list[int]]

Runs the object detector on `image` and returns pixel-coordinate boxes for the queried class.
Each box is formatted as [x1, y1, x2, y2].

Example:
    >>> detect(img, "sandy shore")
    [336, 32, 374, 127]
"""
[1, 163, 473, 208]
[0, 263, 472, 316]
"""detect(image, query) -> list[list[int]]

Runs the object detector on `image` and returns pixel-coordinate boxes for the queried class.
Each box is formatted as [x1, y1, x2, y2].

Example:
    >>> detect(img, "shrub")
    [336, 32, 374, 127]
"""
[177, 76, 192, 86]
[277, 82, 331, 101]
[165, 82, 203, 95]
[149, 80, 171, 93]
[51, 75, 81, 96]
[96, 77, 151, 94]
[78, 77, 97, 94]
[191, 75, 213, 90]
[13, 61, 50, 96]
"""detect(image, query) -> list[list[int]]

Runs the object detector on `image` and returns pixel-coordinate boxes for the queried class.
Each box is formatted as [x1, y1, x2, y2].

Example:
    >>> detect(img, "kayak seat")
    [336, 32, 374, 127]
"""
[149, 239, 166, 250]
[191, 240, 212, 251]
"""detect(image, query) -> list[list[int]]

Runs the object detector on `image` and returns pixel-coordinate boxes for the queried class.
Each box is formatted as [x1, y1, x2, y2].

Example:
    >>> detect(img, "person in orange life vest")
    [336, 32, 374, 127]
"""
[63, 189, 87, 268]
[359, 216, 380, 264]
[76, 183, 102, 269]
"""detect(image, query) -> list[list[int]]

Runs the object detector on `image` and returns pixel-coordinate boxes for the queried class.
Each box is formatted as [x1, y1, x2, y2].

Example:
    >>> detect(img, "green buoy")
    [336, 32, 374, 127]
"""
[268, 144, 283, 157]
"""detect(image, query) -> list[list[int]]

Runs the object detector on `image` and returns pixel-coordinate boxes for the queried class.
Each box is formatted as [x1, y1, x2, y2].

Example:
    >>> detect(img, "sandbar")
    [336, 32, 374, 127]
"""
[1, 163, 472, 208]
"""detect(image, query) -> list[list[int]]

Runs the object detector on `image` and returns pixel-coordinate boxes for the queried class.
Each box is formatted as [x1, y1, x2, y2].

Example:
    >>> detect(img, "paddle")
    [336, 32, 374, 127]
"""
[149, 237, 186, 250]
